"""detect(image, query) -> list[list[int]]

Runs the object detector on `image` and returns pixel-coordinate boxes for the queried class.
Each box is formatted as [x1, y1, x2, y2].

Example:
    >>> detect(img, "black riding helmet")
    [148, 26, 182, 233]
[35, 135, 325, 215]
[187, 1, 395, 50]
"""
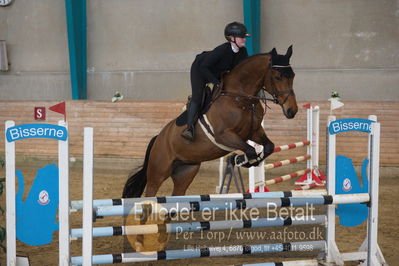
[224, 22, 251, 40]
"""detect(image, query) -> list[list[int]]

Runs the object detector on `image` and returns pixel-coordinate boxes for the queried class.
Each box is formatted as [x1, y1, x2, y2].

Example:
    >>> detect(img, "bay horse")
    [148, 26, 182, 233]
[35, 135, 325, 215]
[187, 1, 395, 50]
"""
[122, 46, 298, 198]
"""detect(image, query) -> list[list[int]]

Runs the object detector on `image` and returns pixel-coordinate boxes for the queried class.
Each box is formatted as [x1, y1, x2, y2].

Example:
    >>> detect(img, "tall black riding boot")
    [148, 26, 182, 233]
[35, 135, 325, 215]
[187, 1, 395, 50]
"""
[181, 102, 199, 141]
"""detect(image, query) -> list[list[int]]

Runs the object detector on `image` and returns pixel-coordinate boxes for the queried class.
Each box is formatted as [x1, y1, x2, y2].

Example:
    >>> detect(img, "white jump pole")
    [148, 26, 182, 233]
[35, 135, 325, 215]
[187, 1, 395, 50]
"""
[367, 115, 377, 182]
[295, 105, 320, 186]
[82, 128, 94, 266]
[312, 106, 320, 172]
[325, 116, 342, 264]
[306, 105, 313, 183]
[368, 120, 381, 265]
[58, 120, 70, 266]
[5, 121, 16, 266]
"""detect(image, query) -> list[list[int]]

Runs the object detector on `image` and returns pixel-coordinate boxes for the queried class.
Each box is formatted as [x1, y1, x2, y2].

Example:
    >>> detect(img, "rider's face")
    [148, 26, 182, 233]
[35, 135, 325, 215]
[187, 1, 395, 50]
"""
[233, 37, 246, 48]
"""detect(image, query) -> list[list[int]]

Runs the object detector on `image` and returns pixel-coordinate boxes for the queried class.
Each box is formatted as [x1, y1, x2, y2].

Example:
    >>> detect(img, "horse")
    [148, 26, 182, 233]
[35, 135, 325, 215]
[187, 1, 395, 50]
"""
[122, 46, 298, 198]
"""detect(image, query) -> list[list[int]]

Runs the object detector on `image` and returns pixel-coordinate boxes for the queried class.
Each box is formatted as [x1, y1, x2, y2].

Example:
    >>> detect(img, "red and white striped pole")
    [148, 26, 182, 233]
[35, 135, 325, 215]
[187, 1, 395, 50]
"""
[273, 140, 310, 153]
[264, 154, 311, 170]
[261, 168, 311, 186]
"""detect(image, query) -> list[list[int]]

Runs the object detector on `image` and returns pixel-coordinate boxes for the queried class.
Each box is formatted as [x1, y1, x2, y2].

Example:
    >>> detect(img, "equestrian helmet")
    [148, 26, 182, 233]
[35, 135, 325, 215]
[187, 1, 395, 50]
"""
[224, 22, 250, 38]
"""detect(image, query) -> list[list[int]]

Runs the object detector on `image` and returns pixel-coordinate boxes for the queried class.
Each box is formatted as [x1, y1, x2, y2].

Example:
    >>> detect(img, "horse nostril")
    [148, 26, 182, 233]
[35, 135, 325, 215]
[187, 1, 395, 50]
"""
[287, 108, 296, 118]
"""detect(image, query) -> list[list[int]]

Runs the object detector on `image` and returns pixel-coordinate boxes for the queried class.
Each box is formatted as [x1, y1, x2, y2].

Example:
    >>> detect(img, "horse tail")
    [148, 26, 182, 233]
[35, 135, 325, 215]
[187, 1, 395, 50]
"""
[122, 135, 158, 198]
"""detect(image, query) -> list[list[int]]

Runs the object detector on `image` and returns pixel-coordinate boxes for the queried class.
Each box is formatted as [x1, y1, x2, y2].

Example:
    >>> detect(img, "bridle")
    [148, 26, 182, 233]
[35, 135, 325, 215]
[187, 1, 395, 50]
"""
[260, 64, 295, 106]
[219, 63, 295, 108]
[214, 59, 295, 140]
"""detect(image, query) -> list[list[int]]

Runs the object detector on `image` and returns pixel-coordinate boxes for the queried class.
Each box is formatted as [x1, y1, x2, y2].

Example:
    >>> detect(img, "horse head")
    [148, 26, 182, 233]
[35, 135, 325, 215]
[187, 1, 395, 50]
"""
[264, 45, 298, 119]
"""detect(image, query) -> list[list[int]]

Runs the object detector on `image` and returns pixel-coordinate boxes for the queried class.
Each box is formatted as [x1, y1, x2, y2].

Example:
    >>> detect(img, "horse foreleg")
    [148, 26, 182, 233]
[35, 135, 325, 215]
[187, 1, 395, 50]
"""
[214, 129, 258, 161]
[249, 128, 275, 163]
[171, 163, 201, 196]
[251, 128, 275, 157]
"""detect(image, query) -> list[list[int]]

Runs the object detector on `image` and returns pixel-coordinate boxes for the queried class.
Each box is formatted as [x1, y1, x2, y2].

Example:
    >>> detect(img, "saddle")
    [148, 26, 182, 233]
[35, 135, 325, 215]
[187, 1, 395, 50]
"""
[175, 83, 222, 126]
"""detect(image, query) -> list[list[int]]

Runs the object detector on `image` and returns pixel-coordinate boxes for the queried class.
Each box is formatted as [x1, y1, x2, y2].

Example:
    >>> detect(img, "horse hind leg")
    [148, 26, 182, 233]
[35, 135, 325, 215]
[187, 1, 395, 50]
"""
[129, 158, 173, 252]
[144, 157, 174, 197]
[171, 163, 201, 196]
[131, 162, 199, 252]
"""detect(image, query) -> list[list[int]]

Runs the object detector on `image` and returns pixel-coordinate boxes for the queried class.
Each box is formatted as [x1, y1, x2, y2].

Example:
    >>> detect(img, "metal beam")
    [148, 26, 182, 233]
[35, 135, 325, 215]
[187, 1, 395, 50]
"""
[243, 0, 261, 55]
[65, 0, 87, 99]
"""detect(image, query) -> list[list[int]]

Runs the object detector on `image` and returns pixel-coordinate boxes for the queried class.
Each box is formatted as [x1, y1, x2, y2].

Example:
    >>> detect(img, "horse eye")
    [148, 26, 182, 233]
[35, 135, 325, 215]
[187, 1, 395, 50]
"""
[275, 76, 281, 81]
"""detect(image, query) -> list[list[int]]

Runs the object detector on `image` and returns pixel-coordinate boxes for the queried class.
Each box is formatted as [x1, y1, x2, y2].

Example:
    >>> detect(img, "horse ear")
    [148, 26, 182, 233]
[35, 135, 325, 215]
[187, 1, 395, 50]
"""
[285, 45, 293, 58]
[269, 48, 277, 56]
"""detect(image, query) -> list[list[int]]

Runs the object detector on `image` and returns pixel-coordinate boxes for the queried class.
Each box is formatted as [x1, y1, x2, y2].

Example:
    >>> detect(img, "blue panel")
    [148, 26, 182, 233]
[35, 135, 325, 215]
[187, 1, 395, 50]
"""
[16, 165, 59, 245]
[65, 0, 87, 99]
[243, 0, 261, 55]
[335, 155, 368, 227]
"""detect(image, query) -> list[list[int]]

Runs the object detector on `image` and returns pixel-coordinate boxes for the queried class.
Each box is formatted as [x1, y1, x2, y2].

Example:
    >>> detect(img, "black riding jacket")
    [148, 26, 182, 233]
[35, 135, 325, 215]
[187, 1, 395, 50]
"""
[194, 42, 248, 84]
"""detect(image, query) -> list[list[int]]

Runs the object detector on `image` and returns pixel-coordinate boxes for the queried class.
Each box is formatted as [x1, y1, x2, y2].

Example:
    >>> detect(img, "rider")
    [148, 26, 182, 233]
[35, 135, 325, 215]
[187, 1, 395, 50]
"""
[181, 21, 250, 141]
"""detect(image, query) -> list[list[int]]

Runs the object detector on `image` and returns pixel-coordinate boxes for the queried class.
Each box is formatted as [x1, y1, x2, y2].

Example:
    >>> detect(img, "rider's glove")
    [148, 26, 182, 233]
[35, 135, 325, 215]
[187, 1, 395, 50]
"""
[206, 83, 220, 91]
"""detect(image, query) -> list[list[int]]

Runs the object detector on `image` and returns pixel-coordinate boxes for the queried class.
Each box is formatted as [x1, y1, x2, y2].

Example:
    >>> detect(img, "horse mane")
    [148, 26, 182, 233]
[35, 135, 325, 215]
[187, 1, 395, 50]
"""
[233, 53, 270, 71]
[223, 53, 270, 82]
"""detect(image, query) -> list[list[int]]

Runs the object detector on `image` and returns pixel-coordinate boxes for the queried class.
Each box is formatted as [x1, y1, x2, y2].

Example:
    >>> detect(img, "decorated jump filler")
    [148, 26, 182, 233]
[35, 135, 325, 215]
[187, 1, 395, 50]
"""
[327, 91, 371, 226]
[304, 92, 369, 226]
[330, 116, 375, 227]
[6, 121, 67, 246]
[7, 101, 67, 247]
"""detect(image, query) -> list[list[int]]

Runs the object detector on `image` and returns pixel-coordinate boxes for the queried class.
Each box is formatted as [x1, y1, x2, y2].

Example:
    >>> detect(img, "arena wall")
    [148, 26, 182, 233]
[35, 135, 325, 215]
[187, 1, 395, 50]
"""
[0, 0, 398, 101]
[0, 101, 397, 167]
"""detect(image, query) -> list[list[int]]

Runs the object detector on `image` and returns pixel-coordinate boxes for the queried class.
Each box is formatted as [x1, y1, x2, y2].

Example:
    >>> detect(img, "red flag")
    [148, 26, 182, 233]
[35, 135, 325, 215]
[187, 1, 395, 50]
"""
[49, 101, 66, 121]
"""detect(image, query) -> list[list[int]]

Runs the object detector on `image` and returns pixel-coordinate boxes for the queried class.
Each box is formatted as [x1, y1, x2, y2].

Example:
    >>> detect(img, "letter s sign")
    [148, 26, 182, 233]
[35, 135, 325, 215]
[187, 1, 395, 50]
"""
[34, 107, 46, 120]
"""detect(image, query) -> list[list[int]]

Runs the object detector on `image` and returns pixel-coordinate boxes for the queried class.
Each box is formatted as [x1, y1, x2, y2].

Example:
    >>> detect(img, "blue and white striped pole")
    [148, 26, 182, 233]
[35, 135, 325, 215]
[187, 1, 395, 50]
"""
[71, 215, 326, 238]
[93, 194, 370, 217]
[71, 189, 327, 211]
